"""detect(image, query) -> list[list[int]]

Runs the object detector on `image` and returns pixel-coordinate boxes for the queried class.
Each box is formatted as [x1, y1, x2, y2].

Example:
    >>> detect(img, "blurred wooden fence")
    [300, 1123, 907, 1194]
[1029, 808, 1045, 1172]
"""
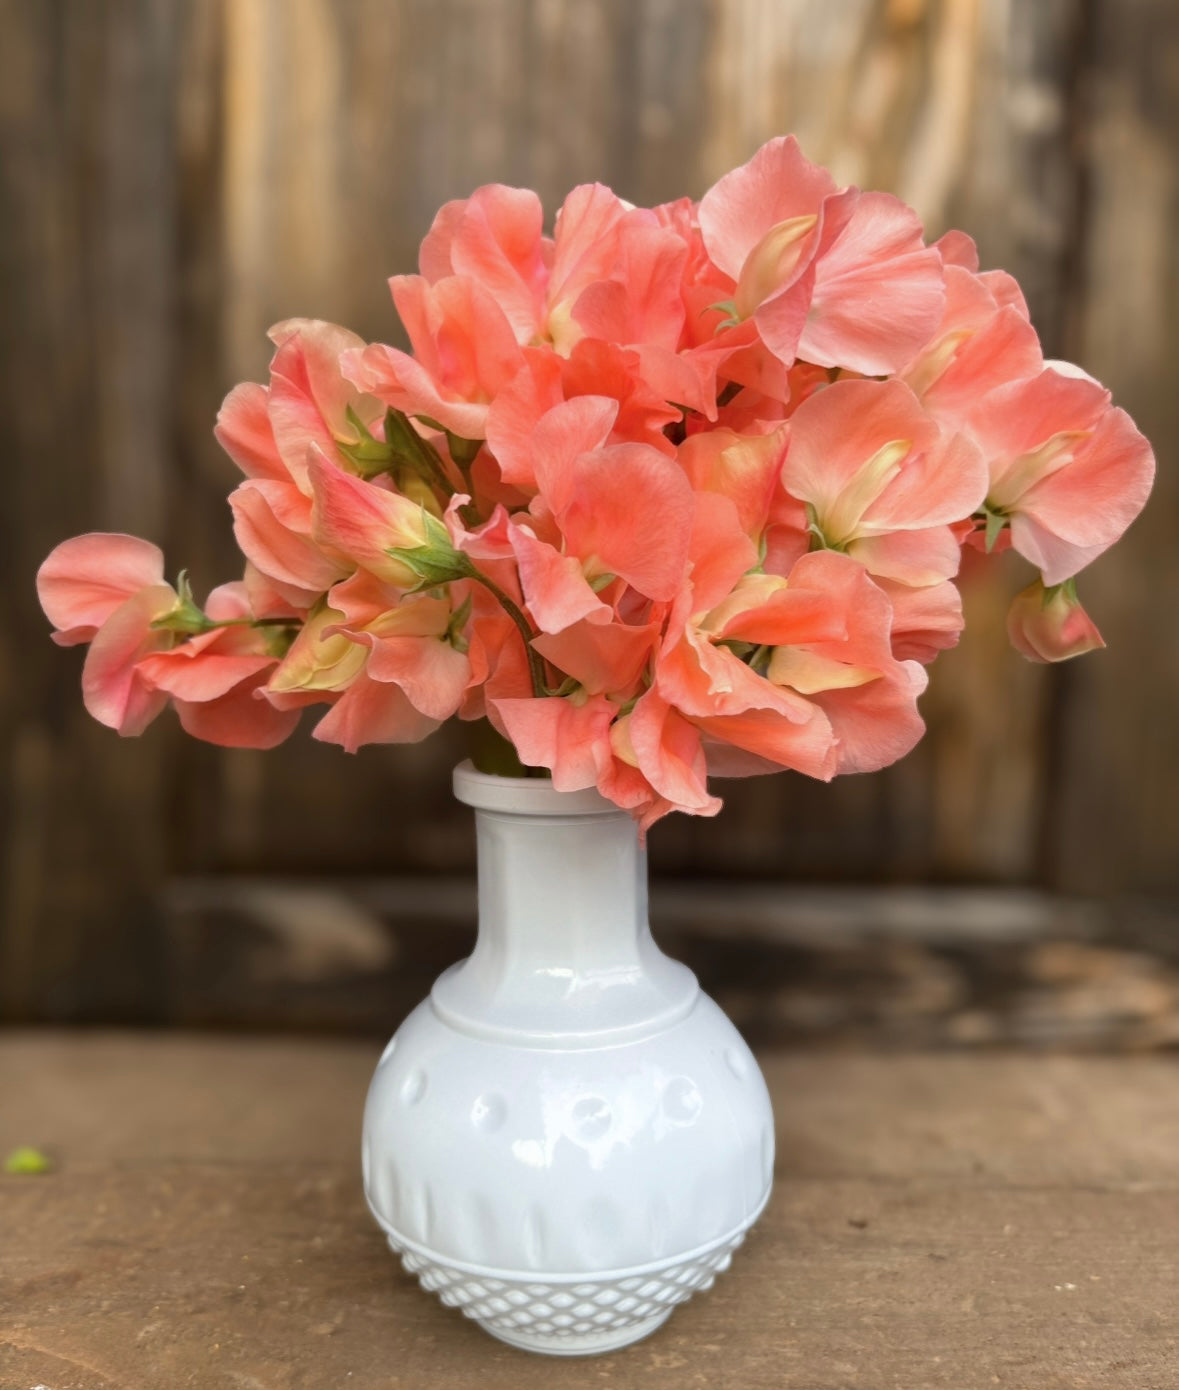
[1, 0, 1176, 1024]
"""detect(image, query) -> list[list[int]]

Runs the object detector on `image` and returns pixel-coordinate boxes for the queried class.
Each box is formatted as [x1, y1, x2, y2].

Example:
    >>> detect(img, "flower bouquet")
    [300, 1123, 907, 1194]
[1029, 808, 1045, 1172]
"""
[37, 135, 1153, 826]
[36, 138, 1156, 1355]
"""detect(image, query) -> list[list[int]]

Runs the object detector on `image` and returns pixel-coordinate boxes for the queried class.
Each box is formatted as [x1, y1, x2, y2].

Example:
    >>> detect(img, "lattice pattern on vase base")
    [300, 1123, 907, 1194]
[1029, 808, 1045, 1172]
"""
[391, 1229, 748, 1347]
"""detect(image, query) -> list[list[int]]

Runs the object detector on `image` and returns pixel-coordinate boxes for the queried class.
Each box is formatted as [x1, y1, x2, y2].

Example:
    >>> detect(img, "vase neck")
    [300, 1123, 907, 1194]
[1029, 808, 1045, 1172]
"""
[430, 767, 697, 1047]
[476, 806, 648, 966]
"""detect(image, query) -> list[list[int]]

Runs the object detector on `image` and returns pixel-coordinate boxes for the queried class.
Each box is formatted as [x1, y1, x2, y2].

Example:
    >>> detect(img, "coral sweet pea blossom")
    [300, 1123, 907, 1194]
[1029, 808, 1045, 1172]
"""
[38, 136, 1154, 825]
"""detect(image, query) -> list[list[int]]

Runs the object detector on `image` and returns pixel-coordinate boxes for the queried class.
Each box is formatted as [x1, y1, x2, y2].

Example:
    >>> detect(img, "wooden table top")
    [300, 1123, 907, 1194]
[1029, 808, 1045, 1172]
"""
[2, 1032, 1177, 1389]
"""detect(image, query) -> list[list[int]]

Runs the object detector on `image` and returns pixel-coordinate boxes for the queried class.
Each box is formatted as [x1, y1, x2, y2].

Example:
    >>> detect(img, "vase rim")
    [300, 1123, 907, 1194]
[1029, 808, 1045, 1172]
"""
[453, 760, 622, 817]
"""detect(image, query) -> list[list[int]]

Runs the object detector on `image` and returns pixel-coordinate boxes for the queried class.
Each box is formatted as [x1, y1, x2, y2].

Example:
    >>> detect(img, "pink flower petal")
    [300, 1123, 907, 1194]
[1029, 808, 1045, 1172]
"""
[38, 533, 167, 646]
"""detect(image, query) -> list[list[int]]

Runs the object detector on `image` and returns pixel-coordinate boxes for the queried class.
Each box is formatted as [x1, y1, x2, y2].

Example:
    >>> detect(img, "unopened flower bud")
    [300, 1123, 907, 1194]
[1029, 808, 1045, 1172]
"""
[1007, 577, 1105, 663]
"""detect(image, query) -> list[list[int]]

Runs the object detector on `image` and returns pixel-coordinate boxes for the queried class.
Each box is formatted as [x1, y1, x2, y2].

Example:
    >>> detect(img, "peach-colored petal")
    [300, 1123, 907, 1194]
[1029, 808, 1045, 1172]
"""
[81, 584, 178, 735]
[703, 573, 848, 648]
[362, 633, 470, 721]
[345, 276, 525, 439]
[687, 492, 760, 615]
[266, 319, 384, 489]
[800, 190, 946, 376]
[625, 689, 721, 815]
[879, 578, 964, 664]
[438, 185, 548, 343]
[307, 452, 432, 586]
[1007, 405, 1155, 585]
[561, 341, 681, 452]
[214, 382, 287, 482]
[547, 184, 634, 337]
[677, 426, 787, 540]
[529, 396, 619, 514]
[418, 197, 465, 281]
[485, 350, 566, 488]
[971, 370, 1155, 584]
[934, 228, 979, 271]
[38, 533, 167, 646]
[902, 267, 1042, 425]
[698, 135, 836, 284]
[229, 479, 345, 599]
[492, 693, 615, 790]
[847, 525, 963, 586]
[570, 222, 688, 353]
[312, 671, 439, 752]
[508, 523, 610, 634]
[784, 379, 987, 548]
[805, 655, 928, 773]
[532, 617, 660, 697]
[558, 443, 694, 601]
[762, 551, 929, 773]
[137, 649, 275, 703]
[242, 562, 313, 621]
[174, 673, 302, 749]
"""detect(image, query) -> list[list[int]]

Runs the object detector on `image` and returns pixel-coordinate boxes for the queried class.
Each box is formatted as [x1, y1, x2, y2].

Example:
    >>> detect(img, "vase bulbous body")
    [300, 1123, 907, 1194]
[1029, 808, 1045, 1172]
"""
[362, 763, 774, 1356]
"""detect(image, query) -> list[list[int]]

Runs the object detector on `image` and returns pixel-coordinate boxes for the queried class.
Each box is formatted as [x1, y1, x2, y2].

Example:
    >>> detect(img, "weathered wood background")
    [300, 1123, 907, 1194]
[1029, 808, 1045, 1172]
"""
[1, 0, 1176, 1026]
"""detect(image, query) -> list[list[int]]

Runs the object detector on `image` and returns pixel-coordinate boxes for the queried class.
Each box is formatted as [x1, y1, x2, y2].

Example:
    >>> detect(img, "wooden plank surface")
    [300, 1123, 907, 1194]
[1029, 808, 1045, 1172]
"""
[1048, 0, 1179, 896]
[2, 1034, 1178, 1388]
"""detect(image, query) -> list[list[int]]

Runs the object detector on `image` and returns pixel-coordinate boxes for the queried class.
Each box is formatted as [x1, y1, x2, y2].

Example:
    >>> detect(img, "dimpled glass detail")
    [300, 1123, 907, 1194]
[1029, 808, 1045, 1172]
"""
[393, 1231, 747, 1343]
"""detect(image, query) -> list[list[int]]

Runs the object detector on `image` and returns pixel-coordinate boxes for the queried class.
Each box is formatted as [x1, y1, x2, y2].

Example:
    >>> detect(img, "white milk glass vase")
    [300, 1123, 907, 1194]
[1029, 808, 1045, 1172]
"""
[362, 762, 774, 1356]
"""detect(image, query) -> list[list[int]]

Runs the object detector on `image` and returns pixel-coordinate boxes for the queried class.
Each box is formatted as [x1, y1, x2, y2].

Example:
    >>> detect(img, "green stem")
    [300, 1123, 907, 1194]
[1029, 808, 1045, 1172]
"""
[465, 568, 547, 699]
[205, 616, 300, 631]
[385, 408, 457, 499]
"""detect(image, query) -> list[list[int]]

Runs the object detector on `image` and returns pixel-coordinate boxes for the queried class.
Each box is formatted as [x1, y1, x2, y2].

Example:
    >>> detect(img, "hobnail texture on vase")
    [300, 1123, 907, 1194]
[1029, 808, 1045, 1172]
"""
[387, 1219, 757, 1355]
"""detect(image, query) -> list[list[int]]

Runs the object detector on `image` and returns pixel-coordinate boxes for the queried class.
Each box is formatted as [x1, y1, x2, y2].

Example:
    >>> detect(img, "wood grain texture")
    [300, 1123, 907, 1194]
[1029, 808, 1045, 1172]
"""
[1048, 0, 1179, 895]
[1, 0, 1175, 1020]
[154, 876, 1179, 1050]
[1, 1035, 1177, 1388]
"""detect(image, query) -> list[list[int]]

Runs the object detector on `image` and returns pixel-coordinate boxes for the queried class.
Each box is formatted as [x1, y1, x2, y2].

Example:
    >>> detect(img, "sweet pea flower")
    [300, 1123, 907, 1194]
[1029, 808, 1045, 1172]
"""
[877, 578, 966, 664]
[307, 451, 467, 590]
[38, 144, 1154, 822]
[216, 319, 386, 492]
[136, 583, 301, 748]
[216, 320, 391, 605]
[676, 426, 787, 540]
[544, 183, 635, 351]
[564, 215, 711, 415]
[228, 477, 348, 608]
[492, 689, 709, 830]
[657, 551, 926, 780]
[967, 367, 1155, 585]
[899, 265, 1042, 428]
[505, 397, 695, 634]
[698, 137, 835, 360]
[782, 378, 987, 587]
[484, 343, 679, 494]
[263, 576, 472, 752]
[37, 533, 169, 647]
[311, 671, 440, 753]
[37, 534, 179, 735]
[344, 275, 526, 440]
[799, 188, 946, 376]
[323, 571, 471, 723]
[38, 537, 302, 744]
[419, 184, 551, 344]
[1007, 577, 1105, 663]
[699, 137, 945, 375]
